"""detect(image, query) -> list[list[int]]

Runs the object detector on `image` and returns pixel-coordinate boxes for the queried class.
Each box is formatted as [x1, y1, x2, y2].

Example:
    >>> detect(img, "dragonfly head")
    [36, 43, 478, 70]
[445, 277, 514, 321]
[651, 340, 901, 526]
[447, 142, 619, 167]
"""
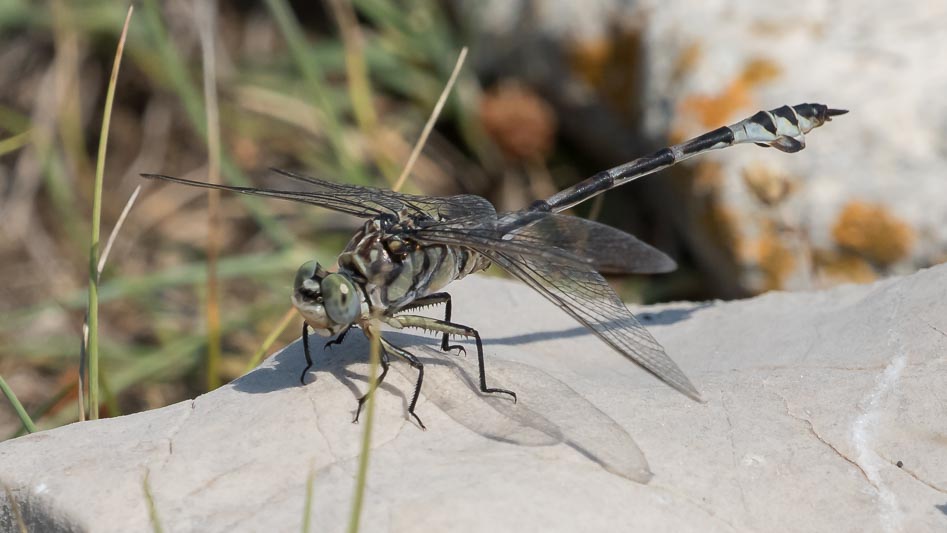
[292, 261, 363, 336]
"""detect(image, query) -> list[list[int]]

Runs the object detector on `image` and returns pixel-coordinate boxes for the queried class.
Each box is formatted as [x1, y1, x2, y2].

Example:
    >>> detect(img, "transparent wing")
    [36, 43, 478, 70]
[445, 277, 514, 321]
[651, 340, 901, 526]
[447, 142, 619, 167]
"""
[484, 248, 700, 401]
[269, 168, 497, 220]
[414, 210, 676, 274]
[411, 213, 595, 269]
[140, 169, 497, 221]
[142, 170, 672, 273]
[499, 212, 676, 274]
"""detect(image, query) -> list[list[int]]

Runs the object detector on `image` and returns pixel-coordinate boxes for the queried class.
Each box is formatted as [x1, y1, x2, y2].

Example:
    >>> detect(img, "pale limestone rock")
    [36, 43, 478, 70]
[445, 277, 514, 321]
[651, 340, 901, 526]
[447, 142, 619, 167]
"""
[636, 0, 947, 291]
[2, 266, 946, 532]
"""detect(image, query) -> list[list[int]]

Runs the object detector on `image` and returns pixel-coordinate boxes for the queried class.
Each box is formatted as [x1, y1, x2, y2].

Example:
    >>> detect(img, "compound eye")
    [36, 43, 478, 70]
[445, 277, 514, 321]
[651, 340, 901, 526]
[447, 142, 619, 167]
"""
[293, 261, 320, 291]
[320, 274, 361, 325]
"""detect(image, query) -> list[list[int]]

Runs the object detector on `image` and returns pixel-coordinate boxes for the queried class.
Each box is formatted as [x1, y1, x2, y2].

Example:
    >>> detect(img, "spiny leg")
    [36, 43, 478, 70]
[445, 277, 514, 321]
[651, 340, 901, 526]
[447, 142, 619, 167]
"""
[378, 338, 427, 430]
[394, 315, 516, 403]
[396, 292, 465, 354]
[324, 324, 355, 350]
[300, 322, 313, 385]
[352, 349, 390, 424]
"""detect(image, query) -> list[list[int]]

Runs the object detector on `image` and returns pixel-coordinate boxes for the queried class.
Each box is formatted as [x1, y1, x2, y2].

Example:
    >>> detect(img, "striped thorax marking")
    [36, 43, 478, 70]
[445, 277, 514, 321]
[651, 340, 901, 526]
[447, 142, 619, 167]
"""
[337, 212, 491, 314]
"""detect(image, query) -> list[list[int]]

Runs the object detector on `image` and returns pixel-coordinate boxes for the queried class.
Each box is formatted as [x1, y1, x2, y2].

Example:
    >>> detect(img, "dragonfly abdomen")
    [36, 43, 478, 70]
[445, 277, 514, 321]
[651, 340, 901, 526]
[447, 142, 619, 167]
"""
[536, 103, 845, 213]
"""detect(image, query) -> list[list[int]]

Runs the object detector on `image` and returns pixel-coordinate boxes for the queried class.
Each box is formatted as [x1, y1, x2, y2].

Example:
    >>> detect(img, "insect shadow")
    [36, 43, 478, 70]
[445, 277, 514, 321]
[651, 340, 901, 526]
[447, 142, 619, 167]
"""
[231, 333, 407, 412]
[483, 302, 705, 347]
[635, 303, 710, 326]
[233, 326, 655, 483]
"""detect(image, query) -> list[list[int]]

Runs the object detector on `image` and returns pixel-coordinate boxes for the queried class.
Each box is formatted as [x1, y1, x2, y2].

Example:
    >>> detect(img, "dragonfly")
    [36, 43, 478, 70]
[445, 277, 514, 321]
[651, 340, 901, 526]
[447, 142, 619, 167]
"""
[143, 102, 845, 428]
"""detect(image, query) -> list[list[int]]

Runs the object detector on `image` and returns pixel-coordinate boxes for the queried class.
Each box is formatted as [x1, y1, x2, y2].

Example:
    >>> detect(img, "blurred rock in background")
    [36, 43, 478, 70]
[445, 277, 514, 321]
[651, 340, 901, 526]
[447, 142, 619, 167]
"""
[462, 0, 947, 294]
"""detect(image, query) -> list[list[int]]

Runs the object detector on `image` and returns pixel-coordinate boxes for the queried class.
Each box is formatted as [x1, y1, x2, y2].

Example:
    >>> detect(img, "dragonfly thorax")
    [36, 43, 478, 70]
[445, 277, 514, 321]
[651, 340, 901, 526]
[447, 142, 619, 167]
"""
[336, 215, 490, 314]
[291, 260, 368, 336]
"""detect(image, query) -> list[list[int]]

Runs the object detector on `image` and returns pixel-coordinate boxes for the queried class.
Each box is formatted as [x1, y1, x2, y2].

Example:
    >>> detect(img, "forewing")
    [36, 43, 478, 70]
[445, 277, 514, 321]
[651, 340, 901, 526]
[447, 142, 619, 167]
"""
[485, 249, 701, 401]
[498, 212, 676, 274]
[414, 211, 676, 274]
[412, 213, 596, 269]
[270, 168, 497, 220]
[142, 169, 498, 221]
[141, 173, 394, 218]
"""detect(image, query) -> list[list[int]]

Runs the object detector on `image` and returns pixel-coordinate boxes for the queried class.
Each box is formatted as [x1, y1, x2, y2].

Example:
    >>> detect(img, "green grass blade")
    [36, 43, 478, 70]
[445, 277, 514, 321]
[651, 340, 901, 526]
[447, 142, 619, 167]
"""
[88, 5, 134, 420]
[1, 248, 311, 329]
[138, 0, 292, 249]
[196, 0, 223, 391]
[263, 0, 366, 183]
[143, 471, 165, 533]
[0, 375, 38, 434]
[5, 380, 74, 441]
[0, 130, 30, 156]
[302, 461, 316, 533]
[245, 307, 298, 373]
[392, 46, 467, 192]
[326, 0, 398, 185]
[347, 319, 381, 533]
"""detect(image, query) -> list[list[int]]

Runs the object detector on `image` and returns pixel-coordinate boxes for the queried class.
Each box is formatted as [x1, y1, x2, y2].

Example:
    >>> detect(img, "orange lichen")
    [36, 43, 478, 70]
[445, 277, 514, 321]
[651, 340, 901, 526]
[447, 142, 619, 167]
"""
[479, 81, 558, 161]
[692, 161, 725, 193]
[690, 163, 745, 274]
[736, 219, 798, 291]
[813, 250, 878, 285]
[755, 233, 796, 291]
[699, 202, 741, 252]
[679, 79, 752, 131]
[671, 42, 703, 83]
[741, 163, 796, 206]
[831, 202, 914, 266]
[676, 56, 783, 134]
[567, 30, 642, 116]
[569, 37, 612, 89]
[741, 58, 782, 85]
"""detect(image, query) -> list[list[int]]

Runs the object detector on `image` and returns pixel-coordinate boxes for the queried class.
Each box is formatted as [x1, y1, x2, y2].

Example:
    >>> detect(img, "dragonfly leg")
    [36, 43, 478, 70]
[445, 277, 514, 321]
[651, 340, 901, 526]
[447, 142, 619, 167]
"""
[378, 338, 427, 430]
[324, 324, 355, 350]
[353, 348, 391, 424]
[394, 315, 517, 403]
[300, 322, 313, 385]
[397, 293, 465, 354]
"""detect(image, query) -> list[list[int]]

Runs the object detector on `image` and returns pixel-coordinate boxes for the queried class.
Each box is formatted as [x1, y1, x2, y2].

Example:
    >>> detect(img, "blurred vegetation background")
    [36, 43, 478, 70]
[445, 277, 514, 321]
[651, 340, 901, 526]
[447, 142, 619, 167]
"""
[0, 0, 793, 437]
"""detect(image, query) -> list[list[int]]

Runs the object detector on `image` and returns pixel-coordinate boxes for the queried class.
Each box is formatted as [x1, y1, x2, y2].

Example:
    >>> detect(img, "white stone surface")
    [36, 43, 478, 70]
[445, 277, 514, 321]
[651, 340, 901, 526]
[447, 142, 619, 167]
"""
[2, 267, 947, 532]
